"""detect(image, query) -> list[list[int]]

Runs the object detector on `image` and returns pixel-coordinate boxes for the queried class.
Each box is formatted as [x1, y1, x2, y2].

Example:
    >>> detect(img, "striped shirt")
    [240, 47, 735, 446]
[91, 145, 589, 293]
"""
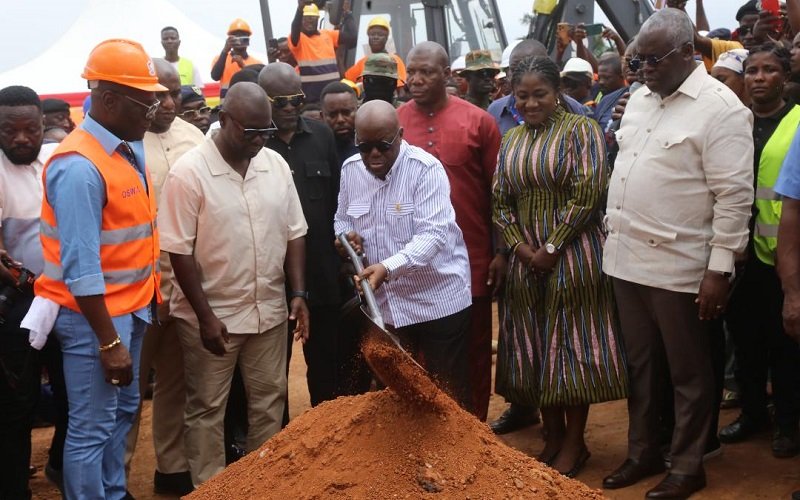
[334, 141, 472, 328]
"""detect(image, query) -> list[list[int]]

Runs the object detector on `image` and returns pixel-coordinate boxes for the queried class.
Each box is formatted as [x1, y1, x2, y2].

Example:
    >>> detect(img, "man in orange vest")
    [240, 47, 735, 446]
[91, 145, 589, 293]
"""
[211, 19, 262, 97]
[34, 38, 163, 499]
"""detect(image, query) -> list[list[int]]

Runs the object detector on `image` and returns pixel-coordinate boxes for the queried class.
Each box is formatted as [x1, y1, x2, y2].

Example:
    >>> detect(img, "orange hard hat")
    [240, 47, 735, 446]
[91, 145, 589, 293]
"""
[227, 18, 252, 35]
[81, 39, 166, 92]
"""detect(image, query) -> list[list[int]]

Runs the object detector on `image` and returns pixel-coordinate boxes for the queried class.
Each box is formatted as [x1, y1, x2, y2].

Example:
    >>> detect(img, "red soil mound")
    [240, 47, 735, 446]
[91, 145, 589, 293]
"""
[188, 336, 605, 499]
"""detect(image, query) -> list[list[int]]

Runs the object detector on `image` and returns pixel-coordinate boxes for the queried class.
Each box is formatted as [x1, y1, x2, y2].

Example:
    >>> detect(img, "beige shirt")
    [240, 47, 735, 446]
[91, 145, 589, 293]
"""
[144, 118, 205, 316]
[157, 138, 308, 333]
[603, 63, 754, 294]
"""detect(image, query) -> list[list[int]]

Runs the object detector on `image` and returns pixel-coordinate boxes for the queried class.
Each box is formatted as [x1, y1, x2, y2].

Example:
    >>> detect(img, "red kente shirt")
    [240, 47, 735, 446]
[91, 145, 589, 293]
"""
[397, 96, 501, 297]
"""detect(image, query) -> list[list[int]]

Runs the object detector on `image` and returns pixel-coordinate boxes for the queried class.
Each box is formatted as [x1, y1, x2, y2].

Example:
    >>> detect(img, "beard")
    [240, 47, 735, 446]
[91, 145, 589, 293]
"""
[4, 144, 41, 165]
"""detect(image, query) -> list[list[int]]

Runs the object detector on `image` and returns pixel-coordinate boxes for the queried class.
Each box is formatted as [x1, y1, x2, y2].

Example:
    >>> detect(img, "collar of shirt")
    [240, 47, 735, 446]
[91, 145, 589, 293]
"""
[205, 137, 270, 176]
[643, 63, 706, 102]
[82, 113, 146, 168]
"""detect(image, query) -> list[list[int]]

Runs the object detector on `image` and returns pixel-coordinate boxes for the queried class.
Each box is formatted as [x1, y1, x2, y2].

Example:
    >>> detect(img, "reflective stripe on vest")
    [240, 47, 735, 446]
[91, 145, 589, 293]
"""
[754, 104, 800, 266]
[177, 57, 194, 86]
[34, 128, 161, 315]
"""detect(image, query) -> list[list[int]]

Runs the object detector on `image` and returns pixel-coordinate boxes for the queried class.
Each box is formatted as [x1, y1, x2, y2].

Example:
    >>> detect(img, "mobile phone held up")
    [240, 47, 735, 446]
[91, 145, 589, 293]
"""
[584, 23, 604, 37]
[759, 0, 782, 33]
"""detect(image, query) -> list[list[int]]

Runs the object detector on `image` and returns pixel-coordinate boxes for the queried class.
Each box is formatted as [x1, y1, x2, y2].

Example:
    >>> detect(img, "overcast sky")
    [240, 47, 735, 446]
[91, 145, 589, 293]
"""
[2, 0, 744, 75]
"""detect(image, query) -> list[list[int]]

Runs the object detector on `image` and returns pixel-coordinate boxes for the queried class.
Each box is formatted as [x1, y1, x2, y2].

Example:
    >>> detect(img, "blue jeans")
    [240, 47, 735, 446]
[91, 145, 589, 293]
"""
[55, 308, 145, 500]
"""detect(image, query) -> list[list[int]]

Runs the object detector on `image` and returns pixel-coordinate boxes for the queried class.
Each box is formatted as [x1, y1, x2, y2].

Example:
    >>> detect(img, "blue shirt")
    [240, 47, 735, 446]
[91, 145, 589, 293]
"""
[45, 114, 152, 323]
[487, 94, 593, 137]
[594, 86, 628, 133]
[776, 129, 800, 200]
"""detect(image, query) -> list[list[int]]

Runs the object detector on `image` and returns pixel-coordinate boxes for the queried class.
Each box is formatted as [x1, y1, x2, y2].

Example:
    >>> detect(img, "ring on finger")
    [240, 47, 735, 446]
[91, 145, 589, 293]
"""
[110, 378, 120, 385]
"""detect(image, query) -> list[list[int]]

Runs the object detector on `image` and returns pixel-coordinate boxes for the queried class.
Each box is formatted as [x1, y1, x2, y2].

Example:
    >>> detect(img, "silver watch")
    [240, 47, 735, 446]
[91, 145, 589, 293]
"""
[545, 243, 558, 255]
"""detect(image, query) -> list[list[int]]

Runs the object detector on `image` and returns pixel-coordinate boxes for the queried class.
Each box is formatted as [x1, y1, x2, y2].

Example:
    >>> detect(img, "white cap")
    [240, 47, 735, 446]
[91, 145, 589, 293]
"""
[451, 55, 466, 73]
[560, 57, 594, 79]
[500, 40, 522, 69]
[713, 48, 749, 75]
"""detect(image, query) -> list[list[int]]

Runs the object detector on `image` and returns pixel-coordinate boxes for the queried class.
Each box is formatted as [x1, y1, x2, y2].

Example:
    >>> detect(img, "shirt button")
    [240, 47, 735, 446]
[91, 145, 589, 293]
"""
[317, 170, 321, 174]
[428, 112, 434, 117]
[428, 127, 434, 133]
[646, 128, 652, 133]
[633, 152, 638, 157]
[427, 141, 433, 147]
[648, 239, 656, 246]
[616, 204, 621, 209]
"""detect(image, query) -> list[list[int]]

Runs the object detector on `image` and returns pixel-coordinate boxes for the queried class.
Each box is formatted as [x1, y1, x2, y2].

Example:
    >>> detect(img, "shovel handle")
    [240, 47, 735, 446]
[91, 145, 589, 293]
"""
[337, 233, 384, 328]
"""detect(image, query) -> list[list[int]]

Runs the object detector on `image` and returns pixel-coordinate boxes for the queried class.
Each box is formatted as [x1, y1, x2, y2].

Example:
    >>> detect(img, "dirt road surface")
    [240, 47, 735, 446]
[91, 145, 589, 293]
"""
[29, 318, 800, 499]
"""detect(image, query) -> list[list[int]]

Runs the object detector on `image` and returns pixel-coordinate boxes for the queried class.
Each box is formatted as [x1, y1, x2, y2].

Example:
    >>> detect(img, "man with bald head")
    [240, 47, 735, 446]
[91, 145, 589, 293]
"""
[335, 100, 473, 407]
[159, 81, 310, 486]
[259, 62, 344, 410]
[602, 9, 753, 497]
[397, 41, 500, 421]
[123, 58, 204, 495]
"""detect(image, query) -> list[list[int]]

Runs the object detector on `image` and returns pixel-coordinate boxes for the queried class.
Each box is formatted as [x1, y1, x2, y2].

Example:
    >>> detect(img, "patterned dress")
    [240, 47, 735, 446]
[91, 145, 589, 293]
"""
[492, 107, 628, 407]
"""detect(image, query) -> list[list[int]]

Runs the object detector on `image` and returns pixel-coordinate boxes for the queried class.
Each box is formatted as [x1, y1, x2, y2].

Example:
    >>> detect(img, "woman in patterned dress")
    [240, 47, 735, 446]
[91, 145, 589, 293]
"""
[492, 55, 628, 477]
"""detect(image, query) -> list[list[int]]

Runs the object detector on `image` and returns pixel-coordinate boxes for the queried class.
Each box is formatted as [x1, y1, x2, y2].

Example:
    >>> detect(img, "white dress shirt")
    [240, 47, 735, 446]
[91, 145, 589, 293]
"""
[334, 141, 472, 328]
[603, 63, 754, 293]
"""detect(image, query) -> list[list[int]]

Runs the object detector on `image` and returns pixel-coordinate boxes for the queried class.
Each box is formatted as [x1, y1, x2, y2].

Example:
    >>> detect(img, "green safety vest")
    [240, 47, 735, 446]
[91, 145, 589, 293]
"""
[177, 58, 194, 86]
[754, 105, 800, 266]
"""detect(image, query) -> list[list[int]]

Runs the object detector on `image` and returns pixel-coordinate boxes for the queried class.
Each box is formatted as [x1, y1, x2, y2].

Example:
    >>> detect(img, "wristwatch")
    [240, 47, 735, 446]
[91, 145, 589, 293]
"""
[289, 290, 309, 300]
[545, 243, 558, 255]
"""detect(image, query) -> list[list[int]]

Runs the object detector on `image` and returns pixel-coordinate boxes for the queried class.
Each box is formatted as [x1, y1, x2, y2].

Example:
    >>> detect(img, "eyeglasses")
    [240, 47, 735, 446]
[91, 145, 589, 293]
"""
[180, 106, 212, 119]
[118, 93, 160, 120]
[268, 93, 305, 109]
[355, 128, 401, 154]
[227, 113, 278, 140]
[628, 47, 679, 72]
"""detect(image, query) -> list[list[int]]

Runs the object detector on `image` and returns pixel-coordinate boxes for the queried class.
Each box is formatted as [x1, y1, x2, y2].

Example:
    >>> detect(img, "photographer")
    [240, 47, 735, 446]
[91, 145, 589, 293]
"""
[211, 19, 262, 98]
[0, 85, 59, 499]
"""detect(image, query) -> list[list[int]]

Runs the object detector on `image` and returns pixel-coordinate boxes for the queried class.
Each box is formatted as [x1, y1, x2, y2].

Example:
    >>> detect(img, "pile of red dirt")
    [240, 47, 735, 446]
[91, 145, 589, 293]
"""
[188, 336, 605, 499]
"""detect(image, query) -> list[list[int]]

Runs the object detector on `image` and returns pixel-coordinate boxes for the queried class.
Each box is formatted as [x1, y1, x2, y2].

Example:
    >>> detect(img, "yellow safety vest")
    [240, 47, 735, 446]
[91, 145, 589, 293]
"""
[754, 105, 800, 266]
[177, 57, 194, 86]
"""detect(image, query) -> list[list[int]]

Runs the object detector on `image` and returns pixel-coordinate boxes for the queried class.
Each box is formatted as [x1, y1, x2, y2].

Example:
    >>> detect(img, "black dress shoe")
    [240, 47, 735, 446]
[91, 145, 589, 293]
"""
[154, 470, 195, 496]
[603, 458, 665, 490]
[772, 428, 800, 458]
[646, 472, 706, 499]
[718, 413, 767, 444]
[489, 404, 541, 435]
[563, 447, 591, 478]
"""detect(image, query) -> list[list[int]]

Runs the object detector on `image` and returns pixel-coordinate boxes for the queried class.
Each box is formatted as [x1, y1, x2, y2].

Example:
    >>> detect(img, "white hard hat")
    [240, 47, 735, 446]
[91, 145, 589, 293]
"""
[451, 55, 466, 73]
[560, 57, 594, 79]
[500, 40, 522, 69]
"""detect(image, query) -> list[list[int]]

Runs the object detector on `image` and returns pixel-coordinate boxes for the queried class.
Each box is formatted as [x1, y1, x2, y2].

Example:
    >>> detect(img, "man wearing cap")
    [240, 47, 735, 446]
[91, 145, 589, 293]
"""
[362, 53, 400, 105]
[344, 17, 407, 86]
[211, 19, 262, 96]
[162, 26, 204, 88]
[289, 0, 357, 103]
[34, 39, 163, 499]
[178, 85, 212, 134]
[461, 49, 500, 110]
[42, 98, 75, 133]
[123, 59, 204, 496]
[398, 41, 502, 421]
[561, 57, 595, 105]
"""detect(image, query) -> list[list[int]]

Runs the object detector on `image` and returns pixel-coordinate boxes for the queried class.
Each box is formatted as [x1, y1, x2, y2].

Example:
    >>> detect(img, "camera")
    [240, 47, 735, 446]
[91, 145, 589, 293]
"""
[0, 257, 35, 326]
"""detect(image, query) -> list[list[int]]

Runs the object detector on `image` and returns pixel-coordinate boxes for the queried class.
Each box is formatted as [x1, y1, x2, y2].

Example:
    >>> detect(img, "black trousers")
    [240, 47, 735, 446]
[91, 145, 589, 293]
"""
[727, 256, 800, 429]
[0, 295, 37, 500]
[394, 306, 472, 409]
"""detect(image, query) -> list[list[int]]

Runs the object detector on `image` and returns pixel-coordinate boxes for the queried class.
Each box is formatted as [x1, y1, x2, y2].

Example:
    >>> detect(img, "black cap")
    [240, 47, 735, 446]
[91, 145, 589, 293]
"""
[180, 85, 205, 105]
[41, 98, 70, 114]
[736, 0, 759, 22]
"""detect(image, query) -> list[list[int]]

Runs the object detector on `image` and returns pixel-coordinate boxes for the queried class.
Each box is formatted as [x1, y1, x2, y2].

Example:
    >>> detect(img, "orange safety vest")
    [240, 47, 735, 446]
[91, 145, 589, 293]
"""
[35, 129, 162, 316]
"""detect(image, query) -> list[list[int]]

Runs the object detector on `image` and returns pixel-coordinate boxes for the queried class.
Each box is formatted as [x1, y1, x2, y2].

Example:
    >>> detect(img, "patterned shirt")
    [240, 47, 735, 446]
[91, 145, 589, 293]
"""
[334, 141, 472, 328]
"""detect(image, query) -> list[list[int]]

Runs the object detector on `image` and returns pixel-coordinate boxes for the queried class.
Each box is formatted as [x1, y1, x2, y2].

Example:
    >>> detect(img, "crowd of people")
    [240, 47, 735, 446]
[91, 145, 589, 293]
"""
[3, 0, 800, 499]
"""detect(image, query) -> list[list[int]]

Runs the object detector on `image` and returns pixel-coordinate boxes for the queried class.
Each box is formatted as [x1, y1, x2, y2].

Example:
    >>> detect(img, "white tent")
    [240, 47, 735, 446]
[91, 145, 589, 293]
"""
[0, 0, 267, 96]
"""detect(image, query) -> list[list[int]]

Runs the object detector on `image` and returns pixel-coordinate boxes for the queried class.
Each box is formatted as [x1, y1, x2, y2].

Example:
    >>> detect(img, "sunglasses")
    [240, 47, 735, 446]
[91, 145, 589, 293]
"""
[268, 93, 305, 109]
[180, 106, 211, 119]
[231, 36, 250, 44]
[355, 128, 401, 154]
[117, 92, 160, 120]
[227, 114, 278, 140]
[472, 68, 500, 79]
[628, 47, 679, 71]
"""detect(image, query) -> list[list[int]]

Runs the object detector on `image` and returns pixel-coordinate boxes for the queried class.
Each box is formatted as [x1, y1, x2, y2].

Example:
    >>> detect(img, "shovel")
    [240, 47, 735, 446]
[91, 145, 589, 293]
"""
[337, 234, 435, 400]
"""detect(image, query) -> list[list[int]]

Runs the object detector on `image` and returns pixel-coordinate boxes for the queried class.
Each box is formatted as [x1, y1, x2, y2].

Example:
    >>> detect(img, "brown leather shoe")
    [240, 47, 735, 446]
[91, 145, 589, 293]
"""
[645, 472, 706, 499]
[602, 458, 665, 490]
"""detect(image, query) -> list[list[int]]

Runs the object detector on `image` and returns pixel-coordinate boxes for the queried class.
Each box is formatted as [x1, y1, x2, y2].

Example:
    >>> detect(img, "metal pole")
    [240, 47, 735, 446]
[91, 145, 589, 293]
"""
[258, 0, 274, 46]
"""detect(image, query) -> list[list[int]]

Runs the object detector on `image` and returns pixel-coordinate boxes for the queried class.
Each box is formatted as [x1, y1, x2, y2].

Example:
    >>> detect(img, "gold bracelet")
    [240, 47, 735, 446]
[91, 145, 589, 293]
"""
[98, 336, 121, 352]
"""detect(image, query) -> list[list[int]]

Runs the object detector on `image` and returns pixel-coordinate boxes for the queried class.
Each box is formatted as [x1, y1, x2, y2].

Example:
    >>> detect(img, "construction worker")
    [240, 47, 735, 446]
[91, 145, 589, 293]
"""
[289, 1, 357, 103]
[211, 19, 262, 97]
[161, 26, 204, 88]
[344, 17, 407, 86]
[34, 38, 163, 499]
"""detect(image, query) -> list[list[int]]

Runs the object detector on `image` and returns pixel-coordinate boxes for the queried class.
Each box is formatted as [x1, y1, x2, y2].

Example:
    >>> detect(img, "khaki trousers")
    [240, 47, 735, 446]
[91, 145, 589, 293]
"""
[177, 319, 287, 486]
[125, 319, 189, 474]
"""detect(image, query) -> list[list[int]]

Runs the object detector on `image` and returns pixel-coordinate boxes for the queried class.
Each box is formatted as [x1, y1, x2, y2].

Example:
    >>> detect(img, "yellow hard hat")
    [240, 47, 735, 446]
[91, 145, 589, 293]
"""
[227, 18, 252, 35]
[82, 39, 167, 92]
[367, 17, 391, 32]
[303, 4, 320, 17]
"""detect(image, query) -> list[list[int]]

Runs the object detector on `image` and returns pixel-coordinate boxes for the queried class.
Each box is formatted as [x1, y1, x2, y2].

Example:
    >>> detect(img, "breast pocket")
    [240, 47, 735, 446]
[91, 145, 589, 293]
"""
[627, 218, 677, 247]
[658, 133, 690, 151]
[305, 160, 331, 200]
[386, 202, 415, 244]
